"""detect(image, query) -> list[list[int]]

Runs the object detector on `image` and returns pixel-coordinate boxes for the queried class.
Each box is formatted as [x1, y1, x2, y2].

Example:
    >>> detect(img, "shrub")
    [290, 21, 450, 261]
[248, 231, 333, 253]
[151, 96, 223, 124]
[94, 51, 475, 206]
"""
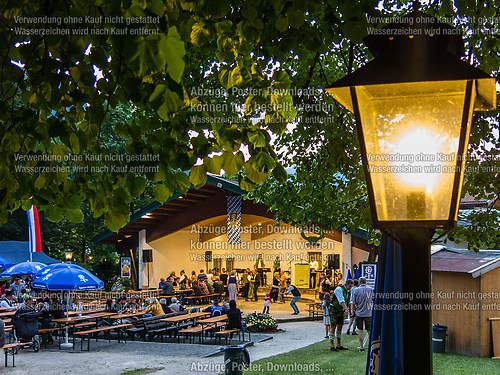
[244, 313, 278, 332]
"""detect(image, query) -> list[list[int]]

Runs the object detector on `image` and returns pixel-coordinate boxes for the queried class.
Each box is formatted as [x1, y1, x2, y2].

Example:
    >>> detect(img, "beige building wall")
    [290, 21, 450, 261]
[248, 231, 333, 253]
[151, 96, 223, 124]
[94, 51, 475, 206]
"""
[148, 222, 344, 286]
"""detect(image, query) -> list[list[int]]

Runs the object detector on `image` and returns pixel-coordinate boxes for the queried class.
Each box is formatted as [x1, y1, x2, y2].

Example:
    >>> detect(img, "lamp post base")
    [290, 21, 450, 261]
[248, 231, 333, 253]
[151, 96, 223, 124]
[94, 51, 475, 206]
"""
[395, 228, 434, 375]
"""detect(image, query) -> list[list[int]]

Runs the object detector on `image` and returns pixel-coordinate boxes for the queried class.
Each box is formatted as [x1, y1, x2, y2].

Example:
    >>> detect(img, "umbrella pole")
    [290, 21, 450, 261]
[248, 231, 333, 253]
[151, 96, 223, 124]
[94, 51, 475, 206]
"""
[60, 291, 72, 350]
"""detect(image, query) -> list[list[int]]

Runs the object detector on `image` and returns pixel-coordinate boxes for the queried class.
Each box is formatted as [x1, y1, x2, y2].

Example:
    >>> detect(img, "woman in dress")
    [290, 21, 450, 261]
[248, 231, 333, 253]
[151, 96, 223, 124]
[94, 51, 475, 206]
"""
[227, 270, 239, 302]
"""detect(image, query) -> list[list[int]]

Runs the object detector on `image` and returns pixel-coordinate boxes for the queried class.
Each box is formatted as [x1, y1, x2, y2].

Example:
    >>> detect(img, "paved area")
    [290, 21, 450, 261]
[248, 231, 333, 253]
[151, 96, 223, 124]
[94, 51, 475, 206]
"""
[5, 320, 326, 374]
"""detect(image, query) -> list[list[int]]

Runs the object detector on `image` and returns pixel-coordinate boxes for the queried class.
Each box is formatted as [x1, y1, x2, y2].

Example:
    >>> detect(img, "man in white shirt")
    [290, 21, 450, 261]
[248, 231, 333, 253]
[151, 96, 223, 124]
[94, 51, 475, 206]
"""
[309, 258, 319, 288]
[0, 290, 15, 309]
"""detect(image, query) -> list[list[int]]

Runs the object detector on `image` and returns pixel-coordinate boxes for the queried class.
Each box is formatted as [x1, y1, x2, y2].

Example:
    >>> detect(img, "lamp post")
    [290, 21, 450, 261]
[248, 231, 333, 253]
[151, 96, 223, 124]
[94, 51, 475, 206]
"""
[326, 6, 496, 375]
[64, 249, 74, 263]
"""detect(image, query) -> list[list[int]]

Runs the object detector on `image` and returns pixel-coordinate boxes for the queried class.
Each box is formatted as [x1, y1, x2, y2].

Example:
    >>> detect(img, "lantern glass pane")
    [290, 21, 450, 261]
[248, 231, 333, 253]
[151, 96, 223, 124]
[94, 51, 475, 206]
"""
[355, 80, 474, 223]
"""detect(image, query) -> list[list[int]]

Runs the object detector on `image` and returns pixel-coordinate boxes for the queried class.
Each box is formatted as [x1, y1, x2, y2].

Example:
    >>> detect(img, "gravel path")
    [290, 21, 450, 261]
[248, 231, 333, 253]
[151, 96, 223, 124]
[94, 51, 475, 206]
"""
[5, 321, 325, 374]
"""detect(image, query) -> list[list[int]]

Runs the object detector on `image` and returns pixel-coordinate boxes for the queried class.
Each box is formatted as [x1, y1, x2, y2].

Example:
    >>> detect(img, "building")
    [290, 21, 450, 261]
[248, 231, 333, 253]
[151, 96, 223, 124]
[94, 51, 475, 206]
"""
[95, 175, 376, 289]
[431, 247, 500, 357]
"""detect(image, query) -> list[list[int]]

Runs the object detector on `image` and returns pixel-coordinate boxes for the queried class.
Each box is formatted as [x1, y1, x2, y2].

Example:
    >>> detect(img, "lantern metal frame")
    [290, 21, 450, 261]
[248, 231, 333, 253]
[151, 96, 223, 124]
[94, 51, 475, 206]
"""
[326, 10, 496, 230]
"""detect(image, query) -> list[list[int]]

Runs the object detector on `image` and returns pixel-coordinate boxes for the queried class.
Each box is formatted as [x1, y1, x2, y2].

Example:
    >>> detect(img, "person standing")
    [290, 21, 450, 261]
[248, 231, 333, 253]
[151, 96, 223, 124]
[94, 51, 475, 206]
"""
[278, 270, 287, 303]
[285, 281, 301, 315]
[262, 292, 271, 314]
[271, 272, 280, 302]
[273, 256, 281, 273]
[329, 279, 354, 351]
[309, 257, 319, 288]
[253, 270, 261, 301]
[322, 292, 332, 339]
[246, 271, 254, 302]
[346, 279, 359, 335]
[227, 271, 239, 302]
[350, 277, 373, 352]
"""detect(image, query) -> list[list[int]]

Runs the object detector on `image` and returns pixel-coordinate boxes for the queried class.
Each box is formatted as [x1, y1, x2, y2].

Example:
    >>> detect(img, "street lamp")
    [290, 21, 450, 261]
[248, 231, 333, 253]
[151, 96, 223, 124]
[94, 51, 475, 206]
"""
[326, 7, 496, 375]
[64, 249, 73, 263]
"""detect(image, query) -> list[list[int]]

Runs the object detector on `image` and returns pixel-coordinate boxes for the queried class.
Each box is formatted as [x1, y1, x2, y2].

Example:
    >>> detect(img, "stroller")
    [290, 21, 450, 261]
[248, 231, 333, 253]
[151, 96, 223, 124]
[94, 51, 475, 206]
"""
[12, 311, 41, 352]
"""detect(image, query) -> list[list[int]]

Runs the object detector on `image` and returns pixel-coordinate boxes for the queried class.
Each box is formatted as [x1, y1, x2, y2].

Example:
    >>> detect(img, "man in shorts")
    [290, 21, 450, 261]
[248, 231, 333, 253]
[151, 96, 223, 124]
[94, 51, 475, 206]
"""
[329, 279, 354, 351]
[350, 277, 374, 352]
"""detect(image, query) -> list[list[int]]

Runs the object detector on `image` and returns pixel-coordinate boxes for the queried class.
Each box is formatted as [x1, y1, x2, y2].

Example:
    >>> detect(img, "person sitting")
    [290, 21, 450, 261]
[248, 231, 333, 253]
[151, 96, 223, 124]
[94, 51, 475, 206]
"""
[199, 280, 210, 295]
[144, 298, 165, 317]
[114, 296, 128, 314]
[179, 270, 188, 289]
[17, 295, 36, 312]
[0, 290, 16, 309]
[159, 298, 173, 314]
[126, 296, 141, 312]
[198, 269, 207, 281]
[203, 299, 224, 317]
[161, 277, 174, 295]
[105, 298, 117, 313]
[226, 300, 242, 344]
[158, 278, 166, 289]
[213, 279, 224, 295]
[70, 296, 84, 313]
[222, 298, 230, 313]
[169, 297, 184, 312]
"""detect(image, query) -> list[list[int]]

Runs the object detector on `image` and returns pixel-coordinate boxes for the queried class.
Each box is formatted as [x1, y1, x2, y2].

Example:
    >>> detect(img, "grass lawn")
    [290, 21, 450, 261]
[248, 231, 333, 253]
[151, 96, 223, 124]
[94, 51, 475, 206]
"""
[243, 334, 500, 374]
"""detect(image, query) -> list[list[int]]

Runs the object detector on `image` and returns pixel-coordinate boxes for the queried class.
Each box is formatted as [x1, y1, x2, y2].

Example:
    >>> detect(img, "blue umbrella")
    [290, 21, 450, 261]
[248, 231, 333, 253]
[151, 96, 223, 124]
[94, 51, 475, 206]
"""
[34, 263, 84, 279]
[0, 256, 13, 270]
[0, 261, 46, 278]
[31, 264, 104, 291]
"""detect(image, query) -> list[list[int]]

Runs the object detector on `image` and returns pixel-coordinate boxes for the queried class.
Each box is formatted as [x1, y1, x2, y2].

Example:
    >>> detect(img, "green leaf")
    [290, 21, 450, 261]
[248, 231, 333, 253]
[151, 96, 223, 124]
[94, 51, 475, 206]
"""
[189, 165, 207, 187]
[272, 163, 288, 182]
[204, 155, 225, 174]
[276, 17, 288, 32]
[153, 183, 173, 202]
[148, 0, 164, 16]
[248, 130, 267, 148]
[159, 27, 185, 82]
[287, 10, 304, 29]
[70, 133, 80, 153]
[157, 87, 183, 120]
[66, 208, 84, 223]
[45, 205, 65, 222]
[244, 162, 269, 184]
[34, 174, 46, 189]
[222, 151, 244, 176]
[104, 202, 130, 232]
[191, 23, 210, 46]
[127, 175, 147, 196]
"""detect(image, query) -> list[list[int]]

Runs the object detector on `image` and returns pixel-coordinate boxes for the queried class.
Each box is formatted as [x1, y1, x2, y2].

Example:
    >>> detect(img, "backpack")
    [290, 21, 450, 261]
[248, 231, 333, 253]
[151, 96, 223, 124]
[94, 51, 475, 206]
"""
[211, 305, 223, 317]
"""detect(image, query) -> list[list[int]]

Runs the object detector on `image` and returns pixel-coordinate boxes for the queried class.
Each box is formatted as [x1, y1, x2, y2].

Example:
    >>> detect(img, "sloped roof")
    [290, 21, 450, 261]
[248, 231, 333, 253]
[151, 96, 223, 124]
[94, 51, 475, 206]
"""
[431, 248, 500, 278]
[0, 241, 60, 265]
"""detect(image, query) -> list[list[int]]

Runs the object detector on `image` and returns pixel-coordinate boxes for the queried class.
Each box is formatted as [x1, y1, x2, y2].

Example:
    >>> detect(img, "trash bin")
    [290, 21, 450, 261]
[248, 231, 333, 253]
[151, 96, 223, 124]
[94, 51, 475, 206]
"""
[432, 324, 448, 353]
[221, 345, 250, 375]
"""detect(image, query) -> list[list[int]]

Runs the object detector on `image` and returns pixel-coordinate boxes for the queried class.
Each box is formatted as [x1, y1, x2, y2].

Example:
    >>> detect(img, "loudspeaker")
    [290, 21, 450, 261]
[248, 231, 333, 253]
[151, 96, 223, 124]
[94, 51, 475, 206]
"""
[328, 254, 340, 269]
[143, 249, 153, 263]
[205, 251, 212, 262]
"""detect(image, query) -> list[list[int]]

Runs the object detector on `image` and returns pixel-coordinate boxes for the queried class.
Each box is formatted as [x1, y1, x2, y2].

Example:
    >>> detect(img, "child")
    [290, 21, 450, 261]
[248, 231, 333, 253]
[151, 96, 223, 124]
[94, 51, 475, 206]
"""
[263, 292, 271, 314]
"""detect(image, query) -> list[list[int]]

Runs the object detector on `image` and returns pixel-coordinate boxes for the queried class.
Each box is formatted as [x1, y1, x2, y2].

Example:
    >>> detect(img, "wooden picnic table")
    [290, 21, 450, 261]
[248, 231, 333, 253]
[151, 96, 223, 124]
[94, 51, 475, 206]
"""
[161, 311, 210, 323]
[197, 314, 228, 329]
[67, 308, 105, 316]
[0, 311, 16, 318]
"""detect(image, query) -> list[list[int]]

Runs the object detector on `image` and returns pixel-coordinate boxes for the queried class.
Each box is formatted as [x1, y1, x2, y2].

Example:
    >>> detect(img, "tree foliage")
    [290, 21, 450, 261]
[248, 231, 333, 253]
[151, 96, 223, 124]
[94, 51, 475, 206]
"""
[0, 0, 498, 250]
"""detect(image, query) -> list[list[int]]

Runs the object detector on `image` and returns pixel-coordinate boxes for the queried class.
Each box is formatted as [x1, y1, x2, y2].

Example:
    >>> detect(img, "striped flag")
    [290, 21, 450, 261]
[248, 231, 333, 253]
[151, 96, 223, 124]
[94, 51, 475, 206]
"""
[27, 205, 43, 253]
[227, 195, 242, 244]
